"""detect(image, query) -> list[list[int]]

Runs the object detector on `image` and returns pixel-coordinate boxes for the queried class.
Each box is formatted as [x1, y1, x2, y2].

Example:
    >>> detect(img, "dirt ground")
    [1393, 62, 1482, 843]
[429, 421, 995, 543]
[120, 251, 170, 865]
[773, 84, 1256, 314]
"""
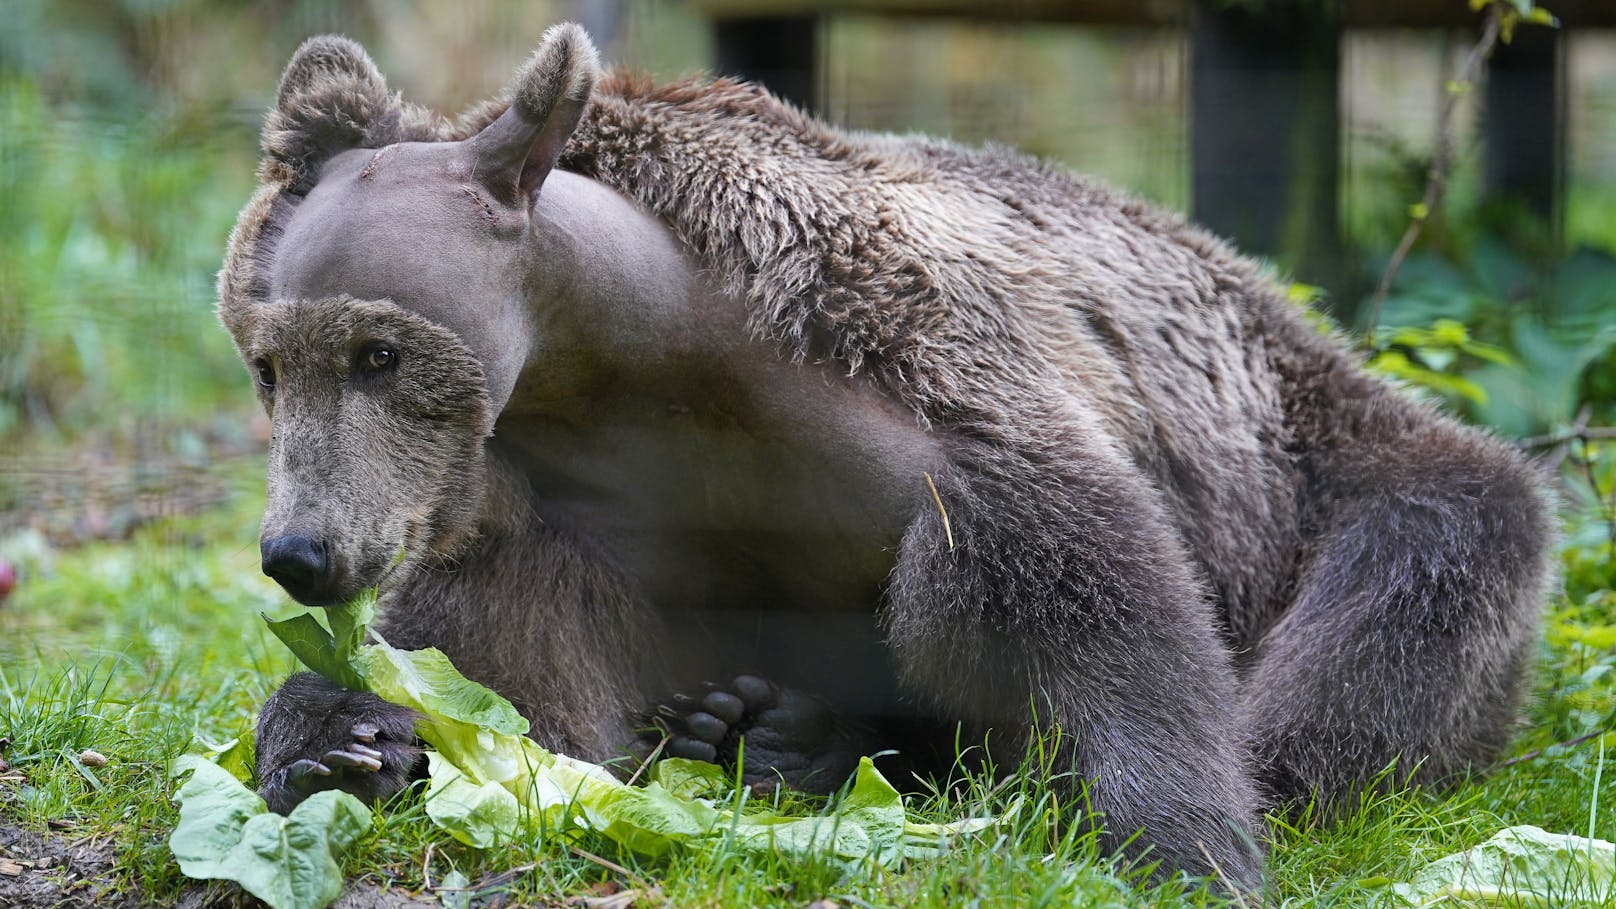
[0, 823, 440, 909]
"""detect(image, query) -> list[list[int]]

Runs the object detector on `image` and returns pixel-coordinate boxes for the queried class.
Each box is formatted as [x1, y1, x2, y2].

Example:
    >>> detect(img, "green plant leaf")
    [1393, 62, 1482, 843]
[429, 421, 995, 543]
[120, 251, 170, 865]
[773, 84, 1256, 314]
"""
[438, 869, 472, 909]
[169, 756, 372, 909]
[725, 756, 909, 867]
[196, 732, 256, 784]
[262, 611, 364, 692]
[252, 588, 999, 878]
[326, 590, 376, 666]
[422, 751, 526, 849]
[650, 757, 731, 799]
[355, 642, 528, 736]
[1383, 825, 1616, 906]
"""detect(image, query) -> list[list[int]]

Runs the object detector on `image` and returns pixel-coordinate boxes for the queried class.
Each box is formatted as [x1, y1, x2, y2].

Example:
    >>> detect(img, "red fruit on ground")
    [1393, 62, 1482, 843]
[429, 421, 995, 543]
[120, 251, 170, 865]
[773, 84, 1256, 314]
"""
[0, 558, 15, 601]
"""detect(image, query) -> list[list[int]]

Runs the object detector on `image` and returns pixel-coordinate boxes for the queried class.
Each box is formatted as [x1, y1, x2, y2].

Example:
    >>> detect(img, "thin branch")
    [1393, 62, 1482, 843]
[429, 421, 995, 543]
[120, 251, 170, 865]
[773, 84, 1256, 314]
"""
[624, 733, 668, 787]
[1519, 410, 1606, 451]
[1492, 725, 1613, 771]
[568, 845, 645, 884]
[1363, 4, 1502, 340]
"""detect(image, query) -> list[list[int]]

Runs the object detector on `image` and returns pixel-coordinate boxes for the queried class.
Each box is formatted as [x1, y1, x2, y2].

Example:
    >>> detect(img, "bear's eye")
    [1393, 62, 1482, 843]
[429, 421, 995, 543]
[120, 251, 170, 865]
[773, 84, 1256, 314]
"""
[254, 359, 276, 390]
[357, 345, 398, 374]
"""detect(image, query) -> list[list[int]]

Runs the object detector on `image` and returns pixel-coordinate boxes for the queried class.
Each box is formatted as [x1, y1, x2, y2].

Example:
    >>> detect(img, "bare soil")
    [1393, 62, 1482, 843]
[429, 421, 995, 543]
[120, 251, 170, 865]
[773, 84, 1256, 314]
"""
[0, 823, 439, 909]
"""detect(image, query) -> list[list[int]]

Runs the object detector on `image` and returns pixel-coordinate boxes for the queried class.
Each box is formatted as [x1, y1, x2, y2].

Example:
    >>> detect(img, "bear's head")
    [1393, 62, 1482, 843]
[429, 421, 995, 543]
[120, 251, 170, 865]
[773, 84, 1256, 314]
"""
[219, 25, 598, 606]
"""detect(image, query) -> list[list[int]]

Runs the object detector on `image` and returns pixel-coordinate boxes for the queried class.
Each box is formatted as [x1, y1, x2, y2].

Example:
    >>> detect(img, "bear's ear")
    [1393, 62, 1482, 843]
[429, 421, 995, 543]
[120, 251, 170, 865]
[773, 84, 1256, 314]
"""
[465, 23, 599, 207]
[261, 35, 400, 189]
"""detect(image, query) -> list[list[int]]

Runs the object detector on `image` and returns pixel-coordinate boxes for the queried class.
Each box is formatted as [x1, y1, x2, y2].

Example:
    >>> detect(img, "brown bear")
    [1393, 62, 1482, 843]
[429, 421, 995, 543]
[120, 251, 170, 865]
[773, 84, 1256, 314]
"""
[221, 25, 1553, 891]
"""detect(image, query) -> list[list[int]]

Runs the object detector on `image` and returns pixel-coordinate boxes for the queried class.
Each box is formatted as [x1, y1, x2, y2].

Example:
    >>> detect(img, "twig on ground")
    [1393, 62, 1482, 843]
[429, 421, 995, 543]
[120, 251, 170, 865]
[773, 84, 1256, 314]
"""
[625, 733, 668, 788]
[1363, 4, 1502, 339]
[470, 861, 537, 893]
[568, 845, 644, 885]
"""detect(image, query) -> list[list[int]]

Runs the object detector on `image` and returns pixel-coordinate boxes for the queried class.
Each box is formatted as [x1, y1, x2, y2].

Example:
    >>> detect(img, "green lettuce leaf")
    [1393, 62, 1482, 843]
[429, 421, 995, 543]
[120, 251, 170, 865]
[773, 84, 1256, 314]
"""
[244, 596, 998, 895]
[422, 751, 525, 849]
[262, 611, 365, 691]
[170, 756, 372, 909]
[420, 738, 975, 870]
[261, 589, 377, 692]
[647, 757, 730, 798]
[1384, 825, 1616, 907]
[355, 641, 527, 736]
[721, 757, 907, 866]
[326, 587, 376, 665]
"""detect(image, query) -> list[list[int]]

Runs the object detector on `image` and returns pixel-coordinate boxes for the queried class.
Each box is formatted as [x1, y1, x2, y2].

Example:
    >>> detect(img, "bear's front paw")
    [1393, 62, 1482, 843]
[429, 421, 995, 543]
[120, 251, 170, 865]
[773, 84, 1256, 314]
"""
[639, 675, 864, 795]
[256, 672, 422, 814]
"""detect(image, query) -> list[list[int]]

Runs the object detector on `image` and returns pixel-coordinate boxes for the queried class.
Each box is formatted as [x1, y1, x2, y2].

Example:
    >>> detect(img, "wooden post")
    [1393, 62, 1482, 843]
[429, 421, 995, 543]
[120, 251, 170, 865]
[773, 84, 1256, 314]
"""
[713, 15, 819, 112]
[1484, 24, 1564, 238]
[1190, 1, 1346, 307]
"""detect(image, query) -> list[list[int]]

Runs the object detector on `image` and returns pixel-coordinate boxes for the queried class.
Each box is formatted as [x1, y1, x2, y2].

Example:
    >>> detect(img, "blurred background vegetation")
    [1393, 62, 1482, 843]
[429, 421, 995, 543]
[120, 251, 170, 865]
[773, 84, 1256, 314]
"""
[0, 0, 1613, 535]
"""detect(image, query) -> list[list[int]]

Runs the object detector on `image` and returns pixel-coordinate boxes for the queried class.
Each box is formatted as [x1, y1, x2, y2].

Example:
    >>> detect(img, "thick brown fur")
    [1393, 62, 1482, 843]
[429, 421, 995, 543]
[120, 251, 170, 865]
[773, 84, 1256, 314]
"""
[224, 26, 1554, 892]
[543, 73, 1554, 805]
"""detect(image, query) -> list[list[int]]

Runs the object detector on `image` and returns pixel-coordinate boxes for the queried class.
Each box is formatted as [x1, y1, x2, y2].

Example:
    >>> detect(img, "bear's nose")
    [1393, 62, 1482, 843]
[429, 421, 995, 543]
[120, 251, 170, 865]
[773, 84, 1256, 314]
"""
[261, 535, 333, 603]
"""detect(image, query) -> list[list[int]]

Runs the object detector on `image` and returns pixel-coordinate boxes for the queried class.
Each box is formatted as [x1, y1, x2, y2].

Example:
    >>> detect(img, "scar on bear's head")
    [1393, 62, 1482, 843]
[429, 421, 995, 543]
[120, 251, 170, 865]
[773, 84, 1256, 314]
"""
[460, 186, 498, 225]
[359, 145, 398, 180]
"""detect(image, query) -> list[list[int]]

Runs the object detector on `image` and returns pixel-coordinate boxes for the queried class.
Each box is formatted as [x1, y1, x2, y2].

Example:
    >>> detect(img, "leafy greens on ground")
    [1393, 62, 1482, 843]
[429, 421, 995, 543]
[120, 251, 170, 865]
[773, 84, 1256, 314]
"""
[169, 589, 993, 909]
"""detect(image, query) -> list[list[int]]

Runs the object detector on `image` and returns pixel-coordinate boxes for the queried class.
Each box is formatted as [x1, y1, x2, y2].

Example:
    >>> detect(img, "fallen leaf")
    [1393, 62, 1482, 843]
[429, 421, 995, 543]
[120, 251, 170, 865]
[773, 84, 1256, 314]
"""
[436, 868, 471, 909]
[169, 756, 372, 909]
[1381, 825, 1616, 906]
[570, 885, 658, 909]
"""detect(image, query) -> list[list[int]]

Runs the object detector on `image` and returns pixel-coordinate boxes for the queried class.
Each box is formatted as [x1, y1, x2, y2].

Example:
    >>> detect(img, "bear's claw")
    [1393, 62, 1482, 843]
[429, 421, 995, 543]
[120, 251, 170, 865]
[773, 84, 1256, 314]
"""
[257, 674, 423, 814]
[641, 674, 864, 795]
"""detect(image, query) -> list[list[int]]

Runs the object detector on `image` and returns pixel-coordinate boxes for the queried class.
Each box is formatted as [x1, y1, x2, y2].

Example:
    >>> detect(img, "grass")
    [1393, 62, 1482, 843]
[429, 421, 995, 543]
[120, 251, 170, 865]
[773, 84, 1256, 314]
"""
[2, 472, 1614, 907]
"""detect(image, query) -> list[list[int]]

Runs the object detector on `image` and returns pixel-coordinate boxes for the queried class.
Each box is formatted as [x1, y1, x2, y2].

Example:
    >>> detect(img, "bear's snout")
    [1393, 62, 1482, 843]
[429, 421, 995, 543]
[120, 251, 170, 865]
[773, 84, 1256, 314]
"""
[261, 534, 338, 606]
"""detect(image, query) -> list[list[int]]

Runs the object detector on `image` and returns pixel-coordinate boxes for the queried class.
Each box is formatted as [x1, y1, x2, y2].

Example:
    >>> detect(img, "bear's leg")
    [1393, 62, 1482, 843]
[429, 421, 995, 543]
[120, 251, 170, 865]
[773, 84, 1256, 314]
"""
[1243, 433, 1551, 809]
[884, 449, 1266, 889]
[639, 674, 870, 794]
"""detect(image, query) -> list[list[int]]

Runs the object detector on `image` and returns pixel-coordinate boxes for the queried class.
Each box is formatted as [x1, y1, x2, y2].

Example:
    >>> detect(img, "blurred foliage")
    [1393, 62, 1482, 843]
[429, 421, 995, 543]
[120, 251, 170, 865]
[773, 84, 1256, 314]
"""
[1365, 320, 1513, 406]
[0, 77, 257, 444]
[1, 0, 1613, 447]
[0, 0, 292, 446]
[1350, 15, 1616, 438]
[1366, 236, 1616, 435]
[1484, 0, 1560, 43]
[1544, 439, 1616, 759]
